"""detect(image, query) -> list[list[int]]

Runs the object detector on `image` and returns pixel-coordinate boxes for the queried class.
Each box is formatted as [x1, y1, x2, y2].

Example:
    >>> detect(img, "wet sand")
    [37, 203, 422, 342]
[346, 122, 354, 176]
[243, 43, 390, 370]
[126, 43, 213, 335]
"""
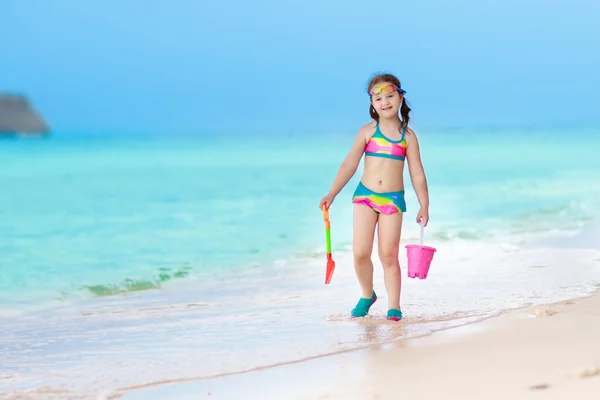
[119, 290, 600, 400]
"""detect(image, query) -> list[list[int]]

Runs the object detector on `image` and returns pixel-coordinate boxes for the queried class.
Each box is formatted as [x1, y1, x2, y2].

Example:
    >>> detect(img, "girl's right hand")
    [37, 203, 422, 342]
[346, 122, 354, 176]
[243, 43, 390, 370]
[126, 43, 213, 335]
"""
[319, 193, 336, 210]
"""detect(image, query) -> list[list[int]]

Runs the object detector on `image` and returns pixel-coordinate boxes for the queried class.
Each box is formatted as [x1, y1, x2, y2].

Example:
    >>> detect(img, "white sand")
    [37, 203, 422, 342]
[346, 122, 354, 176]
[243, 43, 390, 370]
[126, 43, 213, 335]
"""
[121, 291, 600, 400]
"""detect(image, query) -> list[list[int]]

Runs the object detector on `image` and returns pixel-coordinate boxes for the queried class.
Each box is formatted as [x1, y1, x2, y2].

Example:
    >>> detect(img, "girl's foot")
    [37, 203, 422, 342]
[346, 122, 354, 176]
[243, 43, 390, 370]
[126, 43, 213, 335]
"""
[386, 308, 403, 321]
[351, 291, 377, 317]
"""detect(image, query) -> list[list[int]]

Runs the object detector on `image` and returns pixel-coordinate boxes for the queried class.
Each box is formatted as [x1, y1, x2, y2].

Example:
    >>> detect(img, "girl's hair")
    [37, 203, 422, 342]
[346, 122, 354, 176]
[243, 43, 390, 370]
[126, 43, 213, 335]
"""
[367, 73, 411, 130]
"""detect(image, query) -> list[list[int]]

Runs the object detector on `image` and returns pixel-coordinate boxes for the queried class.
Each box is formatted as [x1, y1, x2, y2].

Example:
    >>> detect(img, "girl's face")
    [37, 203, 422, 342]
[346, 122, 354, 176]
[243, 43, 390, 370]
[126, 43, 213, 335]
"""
[370, 82, 403, 119]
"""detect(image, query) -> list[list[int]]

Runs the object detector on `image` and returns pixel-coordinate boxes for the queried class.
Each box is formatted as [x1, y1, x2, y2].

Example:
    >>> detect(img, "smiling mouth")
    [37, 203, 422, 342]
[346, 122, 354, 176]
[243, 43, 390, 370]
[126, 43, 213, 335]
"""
[382, 106, 392, 111]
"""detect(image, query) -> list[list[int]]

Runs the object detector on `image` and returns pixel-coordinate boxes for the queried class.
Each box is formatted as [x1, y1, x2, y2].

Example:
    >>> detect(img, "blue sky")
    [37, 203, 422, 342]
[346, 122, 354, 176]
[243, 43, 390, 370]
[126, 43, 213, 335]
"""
[1, 0, 599, 134]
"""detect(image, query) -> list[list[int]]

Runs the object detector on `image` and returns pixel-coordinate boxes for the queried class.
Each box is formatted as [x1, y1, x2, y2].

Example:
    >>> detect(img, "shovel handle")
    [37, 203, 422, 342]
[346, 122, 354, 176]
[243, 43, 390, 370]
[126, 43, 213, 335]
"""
[322, 205, 330, 228]
[322, 205, 332, 253]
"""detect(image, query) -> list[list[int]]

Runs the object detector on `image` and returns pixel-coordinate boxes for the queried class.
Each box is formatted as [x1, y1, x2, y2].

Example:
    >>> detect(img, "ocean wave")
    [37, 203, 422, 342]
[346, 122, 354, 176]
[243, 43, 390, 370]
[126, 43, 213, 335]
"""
[80, 265, 193, 297]
[429, 227, 491, 241]
[418, 199, 596, 245]
[506, 200, 594, 234]
[513, 199, 592, 220]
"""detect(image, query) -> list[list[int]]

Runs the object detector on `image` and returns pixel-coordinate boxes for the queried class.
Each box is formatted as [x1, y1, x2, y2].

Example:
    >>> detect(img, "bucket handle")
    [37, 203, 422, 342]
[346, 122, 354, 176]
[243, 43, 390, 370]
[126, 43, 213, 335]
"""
[419, 219, 424, 246]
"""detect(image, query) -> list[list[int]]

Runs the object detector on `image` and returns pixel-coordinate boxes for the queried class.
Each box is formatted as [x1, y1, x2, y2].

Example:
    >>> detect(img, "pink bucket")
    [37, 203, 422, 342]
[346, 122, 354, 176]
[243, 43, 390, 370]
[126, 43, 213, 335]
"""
[406, 222, 437, 279]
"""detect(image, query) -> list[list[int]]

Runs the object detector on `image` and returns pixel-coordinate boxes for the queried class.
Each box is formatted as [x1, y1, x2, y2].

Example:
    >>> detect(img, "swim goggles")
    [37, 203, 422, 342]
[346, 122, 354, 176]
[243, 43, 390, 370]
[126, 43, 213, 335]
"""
[369, 84, 406, 97]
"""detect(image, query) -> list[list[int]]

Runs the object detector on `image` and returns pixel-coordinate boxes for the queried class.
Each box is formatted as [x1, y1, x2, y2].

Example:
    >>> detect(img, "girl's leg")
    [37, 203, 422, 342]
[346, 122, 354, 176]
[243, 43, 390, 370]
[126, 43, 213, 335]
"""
[352, 204, 378, 299]
[376, 212, 403, 311]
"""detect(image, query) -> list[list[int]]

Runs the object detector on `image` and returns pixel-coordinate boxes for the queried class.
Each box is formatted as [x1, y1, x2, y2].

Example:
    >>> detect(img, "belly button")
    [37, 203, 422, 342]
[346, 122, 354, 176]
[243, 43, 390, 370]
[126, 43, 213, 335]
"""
[378, 180, 382, 185]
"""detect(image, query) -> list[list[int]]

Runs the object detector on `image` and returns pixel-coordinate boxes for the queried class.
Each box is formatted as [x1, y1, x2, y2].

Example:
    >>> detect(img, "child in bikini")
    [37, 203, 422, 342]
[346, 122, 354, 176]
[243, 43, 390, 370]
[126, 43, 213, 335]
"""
[319, 73, 430, 321]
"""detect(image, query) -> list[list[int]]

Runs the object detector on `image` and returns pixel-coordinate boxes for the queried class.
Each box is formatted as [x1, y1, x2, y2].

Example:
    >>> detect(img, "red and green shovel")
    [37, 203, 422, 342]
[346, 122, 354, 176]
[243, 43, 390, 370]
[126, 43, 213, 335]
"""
[321, 205, 336, 284]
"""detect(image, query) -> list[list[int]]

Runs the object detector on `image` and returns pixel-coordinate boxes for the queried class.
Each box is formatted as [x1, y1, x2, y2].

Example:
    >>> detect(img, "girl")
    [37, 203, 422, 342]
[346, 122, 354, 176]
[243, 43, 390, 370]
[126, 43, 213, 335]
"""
[319, 73, 430, 321]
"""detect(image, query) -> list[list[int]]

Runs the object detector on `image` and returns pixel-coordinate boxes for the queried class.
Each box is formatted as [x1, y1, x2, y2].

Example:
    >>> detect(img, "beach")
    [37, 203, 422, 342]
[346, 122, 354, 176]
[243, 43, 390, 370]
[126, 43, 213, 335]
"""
[120, 289, 600, 400]
[7, 285, 600, 399]
[2, 235, 599, 399]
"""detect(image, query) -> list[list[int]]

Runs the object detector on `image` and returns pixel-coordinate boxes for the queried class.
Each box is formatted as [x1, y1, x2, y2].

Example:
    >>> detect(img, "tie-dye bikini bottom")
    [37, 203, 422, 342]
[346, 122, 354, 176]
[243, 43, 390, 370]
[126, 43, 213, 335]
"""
[351, 181, 406, 215]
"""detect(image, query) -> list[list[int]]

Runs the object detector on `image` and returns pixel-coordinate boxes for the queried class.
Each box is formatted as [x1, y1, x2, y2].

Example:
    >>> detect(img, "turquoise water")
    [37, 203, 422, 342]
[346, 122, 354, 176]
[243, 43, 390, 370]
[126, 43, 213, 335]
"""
[2, 129, 598, 312]
[0, 134, 350, 310]
[1, 128, 600, 395]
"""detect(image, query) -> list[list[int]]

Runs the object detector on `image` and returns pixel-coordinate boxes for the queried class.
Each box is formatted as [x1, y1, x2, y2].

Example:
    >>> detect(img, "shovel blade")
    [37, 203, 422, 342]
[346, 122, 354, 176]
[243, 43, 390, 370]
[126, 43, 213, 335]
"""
[325, 259, 335, 284]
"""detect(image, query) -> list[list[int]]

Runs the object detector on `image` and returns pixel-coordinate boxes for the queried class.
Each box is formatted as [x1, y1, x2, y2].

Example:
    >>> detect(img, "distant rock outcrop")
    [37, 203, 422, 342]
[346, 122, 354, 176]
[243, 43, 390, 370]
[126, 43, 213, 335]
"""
[0, 93, 50, 136]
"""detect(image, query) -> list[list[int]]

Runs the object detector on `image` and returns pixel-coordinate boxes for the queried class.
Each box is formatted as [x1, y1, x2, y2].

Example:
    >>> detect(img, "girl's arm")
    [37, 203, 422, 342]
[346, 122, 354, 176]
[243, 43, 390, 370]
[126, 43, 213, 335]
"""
[405, 127, 430, 225]
[320, 124, 370, 208]
[327, 127, 368, 196]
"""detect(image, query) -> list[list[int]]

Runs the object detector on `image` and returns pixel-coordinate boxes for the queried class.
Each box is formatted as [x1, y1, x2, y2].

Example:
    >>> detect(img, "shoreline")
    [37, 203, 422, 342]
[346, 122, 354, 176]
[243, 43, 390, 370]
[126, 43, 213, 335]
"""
[121, 290, 600, 400]
[5, 290, 599, 399]
[116, 310, 503, 392]
[115, 292, 579, 391]
[1, 220, 596, 318]
[2, 225, 598, 399]
[2, 238, 599, 399]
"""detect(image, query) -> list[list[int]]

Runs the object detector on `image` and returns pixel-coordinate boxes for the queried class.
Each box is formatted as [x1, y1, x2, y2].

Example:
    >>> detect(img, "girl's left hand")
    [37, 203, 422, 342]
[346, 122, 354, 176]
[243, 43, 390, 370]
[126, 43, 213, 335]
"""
[416, 207, 429, 227]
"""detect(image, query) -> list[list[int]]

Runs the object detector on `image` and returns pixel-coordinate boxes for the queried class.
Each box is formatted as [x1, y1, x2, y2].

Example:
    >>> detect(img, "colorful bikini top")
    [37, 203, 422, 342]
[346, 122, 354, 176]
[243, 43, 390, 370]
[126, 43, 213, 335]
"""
[364, 123, 407, 161]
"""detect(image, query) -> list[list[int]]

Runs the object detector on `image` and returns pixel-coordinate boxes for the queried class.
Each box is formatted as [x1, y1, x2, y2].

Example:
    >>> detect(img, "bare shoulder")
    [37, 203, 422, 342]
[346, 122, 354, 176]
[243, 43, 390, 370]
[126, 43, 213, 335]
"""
[345, 121, 375, 158]
[405, 125, 417, 137]
[405, 126, 419, 143]
[360, 120, 377, 131]
[358, 120, 377, 141]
